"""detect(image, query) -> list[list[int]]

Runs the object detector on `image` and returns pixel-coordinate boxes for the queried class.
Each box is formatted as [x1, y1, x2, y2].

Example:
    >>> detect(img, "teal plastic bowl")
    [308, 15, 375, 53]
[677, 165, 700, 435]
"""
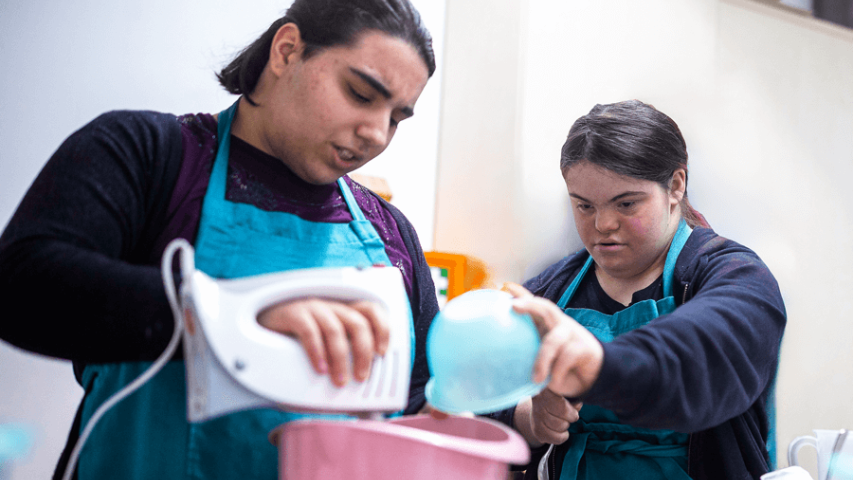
[425, 289, 547, 414]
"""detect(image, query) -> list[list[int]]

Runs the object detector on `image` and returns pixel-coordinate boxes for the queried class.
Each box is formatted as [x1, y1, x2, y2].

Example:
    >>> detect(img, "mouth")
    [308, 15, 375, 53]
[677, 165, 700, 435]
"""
[595, 241, 624, 251]
[334, 145, 365, 164]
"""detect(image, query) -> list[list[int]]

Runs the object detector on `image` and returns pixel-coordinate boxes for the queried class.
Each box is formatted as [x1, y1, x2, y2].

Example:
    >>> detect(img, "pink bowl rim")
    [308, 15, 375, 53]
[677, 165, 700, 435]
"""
[269, 414, 530, 464]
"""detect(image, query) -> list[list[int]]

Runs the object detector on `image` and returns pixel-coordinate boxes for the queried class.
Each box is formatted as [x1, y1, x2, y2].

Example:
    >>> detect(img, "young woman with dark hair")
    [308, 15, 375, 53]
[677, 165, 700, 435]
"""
[0, 1, 439, 478]
[217, 0, 436, 106]
[495, 100, 785, 479]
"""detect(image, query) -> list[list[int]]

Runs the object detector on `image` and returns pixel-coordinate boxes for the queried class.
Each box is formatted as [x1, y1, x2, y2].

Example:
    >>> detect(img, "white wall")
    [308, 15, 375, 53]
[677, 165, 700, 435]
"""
[5, 0, 852, 477]
[0, 2, 445, 479]
[435, 0, 853, 473]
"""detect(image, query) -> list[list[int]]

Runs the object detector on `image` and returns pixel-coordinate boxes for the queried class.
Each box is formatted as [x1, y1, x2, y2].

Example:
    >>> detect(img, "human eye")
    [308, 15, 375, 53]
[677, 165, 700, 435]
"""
[616, 197, 643, 213]
[575, 203, 593, 213]
[349, 86, 371, 104]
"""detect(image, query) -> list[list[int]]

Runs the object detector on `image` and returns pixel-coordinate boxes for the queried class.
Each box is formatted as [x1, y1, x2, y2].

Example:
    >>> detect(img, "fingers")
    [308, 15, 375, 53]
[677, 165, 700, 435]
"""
[258, 300, 330, 377]
[539, 389, 581, 424]
[570, 401, 583, 415]
[530, 394, 576, 445]
[509, 294, 605, 397]
[316, 302, 363, 386]
[512, 297, 571, 382]
[536, 424, 569, 445]
[530, 389, 573, 445]
[543, 326, 604, 398]
[511, 294, 565, 340]
[538, 408, 570, 434]
[257, 298, 389, 387]
[502, 282, 533, 299]
[533, 320, 575, 383]
[529, 390, 585, 445]
[419, 403, 451, 420]
[349, 300, 390, 356]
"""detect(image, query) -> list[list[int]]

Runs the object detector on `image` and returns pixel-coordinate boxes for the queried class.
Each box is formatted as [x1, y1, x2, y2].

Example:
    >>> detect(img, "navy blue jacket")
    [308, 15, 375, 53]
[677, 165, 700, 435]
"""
[504, 227, 786, 480]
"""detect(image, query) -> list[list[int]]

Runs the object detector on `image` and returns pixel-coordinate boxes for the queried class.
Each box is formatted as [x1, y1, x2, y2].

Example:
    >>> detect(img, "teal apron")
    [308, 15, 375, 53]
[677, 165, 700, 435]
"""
[76, 100, 411, 479]
[555, 220, 693, 480]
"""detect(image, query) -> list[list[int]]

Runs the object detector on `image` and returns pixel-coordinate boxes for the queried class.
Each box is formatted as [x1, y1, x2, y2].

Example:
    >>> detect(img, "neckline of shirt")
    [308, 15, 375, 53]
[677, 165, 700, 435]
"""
[228, 133, 342, 205]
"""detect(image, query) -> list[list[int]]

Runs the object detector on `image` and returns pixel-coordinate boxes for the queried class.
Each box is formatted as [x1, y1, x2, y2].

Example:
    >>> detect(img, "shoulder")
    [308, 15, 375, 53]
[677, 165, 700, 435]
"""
[676, 227, 763, 273]
[345, 176, 412, 232]
[64, 110, 184, 166]
[43, 110, 185, 178]
[176, 112, 218, 145]
[675, 226, 781, 300]
[523, 249, 588, 302]
[83, 110, 182, 139]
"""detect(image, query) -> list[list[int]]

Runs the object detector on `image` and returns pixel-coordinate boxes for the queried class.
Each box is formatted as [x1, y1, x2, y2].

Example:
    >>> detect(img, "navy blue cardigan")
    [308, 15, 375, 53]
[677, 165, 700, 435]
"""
[499, 228, 786, 480]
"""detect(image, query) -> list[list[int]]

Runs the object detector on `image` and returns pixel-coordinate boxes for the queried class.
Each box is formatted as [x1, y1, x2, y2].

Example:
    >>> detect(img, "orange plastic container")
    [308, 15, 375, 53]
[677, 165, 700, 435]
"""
[270, 415, 530, 480]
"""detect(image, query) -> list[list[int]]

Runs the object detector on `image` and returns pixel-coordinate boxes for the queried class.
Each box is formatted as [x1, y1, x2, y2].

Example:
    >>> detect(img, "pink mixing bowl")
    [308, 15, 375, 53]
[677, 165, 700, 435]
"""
[270, 414, 530, 479]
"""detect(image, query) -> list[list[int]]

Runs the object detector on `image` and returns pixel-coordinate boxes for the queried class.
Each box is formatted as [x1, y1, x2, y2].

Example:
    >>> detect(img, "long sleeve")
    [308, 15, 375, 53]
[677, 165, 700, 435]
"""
[581, 230, 786, 433]
[0, 111, 183, 362]
[381, 199, 439, 414]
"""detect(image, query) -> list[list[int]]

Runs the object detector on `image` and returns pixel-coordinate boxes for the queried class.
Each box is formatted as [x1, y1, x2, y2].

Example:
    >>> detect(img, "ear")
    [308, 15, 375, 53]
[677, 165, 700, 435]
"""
[268, 23, 304, 76]
[669, 168, 686, 208]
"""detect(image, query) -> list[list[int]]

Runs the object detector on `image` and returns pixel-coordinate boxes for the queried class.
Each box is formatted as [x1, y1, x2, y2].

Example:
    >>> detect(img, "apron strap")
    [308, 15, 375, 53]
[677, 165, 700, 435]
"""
[207, 100, 240, 202]
[338, 177, 367, 222]
[662, 219, 692, 298]
[557, 254, 594, 309]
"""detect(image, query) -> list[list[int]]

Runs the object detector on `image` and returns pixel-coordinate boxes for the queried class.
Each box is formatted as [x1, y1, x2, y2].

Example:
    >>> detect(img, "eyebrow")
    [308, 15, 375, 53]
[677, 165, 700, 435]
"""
[349, 67, 414, 118]
[569, 191, 646, 203]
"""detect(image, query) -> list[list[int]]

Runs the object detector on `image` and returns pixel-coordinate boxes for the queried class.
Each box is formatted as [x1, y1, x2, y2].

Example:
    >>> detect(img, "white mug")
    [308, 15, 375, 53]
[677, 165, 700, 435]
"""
[788, 429, 853, 480]
[762, 466, 816, 480]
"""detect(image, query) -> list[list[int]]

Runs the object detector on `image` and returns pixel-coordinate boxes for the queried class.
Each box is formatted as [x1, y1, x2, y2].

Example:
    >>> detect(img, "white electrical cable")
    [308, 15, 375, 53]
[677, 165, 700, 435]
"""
[61, 238, 193, 480]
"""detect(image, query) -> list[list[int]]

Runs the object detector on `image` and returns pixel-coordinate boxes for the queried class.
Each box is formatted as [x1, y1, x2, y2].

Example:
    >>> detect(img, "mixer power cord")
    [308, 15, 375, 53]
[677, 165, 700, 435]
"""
[61, 238, 193, 480]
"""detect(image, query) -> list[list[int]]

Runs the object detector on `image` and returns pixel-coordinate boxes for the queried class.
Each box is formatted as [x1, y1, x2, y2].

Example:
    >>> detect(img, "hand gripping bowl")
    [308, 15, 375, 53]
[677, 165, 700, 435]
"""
[424, 289, 547, 414]
[270, 414, 530, 479]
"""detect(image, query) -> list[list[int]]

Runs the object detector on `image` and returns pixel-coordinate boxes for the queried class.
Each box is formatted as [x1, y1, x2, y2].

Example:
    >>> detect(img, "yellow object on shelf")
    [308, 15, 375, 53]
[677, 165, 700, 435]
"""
[424, 252, 491, 308]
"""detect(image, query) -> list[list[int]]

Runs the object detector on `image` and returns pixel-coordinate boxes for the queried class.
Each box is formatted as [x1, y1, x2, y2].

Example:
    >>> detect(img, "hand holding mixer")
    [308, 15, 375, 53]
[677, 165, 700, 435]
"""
[177, 240, 413, 420]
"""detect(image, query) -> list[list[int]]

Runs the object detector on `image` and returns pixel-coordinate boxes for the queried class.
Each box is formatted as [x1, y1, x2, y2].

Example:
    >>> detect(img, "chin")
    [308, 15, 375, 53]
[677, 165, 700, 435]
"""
[302, 168, 344, 185]
[593, 256, 628, 274]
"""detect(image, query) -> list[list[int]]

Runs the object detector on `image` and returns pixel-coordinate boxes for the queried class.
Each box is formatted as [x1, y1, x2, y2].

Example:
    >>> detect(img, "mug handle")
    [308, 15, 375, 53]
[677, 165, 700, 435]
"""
[788, 435, 818, 467]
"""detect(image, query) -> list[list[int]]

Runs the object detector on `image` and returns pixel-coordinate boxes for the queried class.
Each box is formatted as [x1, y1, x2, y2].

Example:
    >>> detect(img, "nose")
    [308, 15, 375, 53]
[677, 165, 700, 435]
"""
[355, 111, 390, 149]
[595, 209, 619, 233]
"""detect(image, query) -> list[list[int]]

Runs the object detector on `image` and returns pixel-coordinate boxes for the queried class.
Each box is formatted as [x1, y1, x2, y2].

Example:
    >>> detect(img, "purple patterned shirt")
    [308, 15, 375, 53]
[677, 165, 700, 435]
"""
[152, 113, 414, 295]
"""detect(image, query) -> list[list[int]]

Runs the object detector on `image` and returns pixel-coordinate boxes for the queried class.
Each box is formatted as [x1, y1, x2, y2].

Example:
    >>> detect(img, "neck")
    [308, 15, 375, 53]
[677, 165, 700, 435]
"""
[229, 97, 274, 157]
[594, 261, 665, 307]
[594, 218, 681, 306]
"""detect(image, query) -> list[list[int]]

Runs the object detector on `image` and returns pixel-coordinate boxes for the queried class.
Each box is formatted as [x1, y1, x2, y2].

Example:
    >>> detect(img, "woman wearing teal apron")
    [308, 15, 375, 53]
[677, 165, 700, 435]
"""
[75, 99, 414, 479]
[544, 219, 693, 479]
[499, 100, 786, 479]
[0, 2, 440, 479]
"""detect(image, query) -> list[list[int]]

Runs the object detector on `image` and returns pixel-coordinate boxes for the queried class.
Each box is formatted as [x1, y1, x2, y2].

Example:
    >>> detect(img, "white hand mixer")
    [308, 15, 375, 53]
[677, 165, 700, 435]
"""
[176, 241, 413, 420]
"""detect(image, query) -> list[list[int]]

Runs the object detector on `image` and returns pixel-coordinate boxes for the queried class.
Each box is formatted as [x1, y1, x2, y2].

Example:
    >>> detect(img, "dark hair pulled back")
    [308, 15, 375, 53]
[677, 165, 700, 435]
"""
[560, 100, 709, 228]
[217, 0, 436, 106]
